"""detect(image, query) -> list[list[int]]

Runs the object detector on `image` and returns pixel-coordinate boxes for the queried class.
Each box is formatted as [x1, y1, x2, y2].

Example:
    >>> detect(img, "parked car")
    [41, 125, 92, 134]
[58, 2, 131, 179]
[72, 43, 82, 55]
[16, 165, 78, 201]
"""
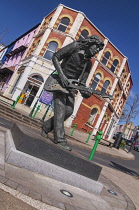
[133, 142, 139, 151]
[125, 139, 133, 146]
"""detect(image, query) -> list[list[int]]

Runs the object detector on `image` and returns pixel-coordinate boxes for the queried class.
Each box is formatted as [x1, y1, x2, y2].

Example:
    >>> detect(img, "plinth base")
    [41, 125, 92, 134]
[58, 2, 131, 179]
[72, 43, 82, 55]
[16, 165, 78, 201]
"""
[5, 123, 103, 194]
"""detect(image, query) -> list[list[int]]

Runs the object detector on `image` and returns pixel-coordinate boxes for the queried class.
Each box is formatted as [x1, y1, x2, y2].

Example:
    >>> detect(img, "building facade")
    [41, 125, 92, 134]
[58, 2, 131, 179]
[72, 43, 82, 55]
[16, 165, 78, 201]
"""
[114, 122, 134, 140]
[1, 4, 133, 140]
[0, 24, 40, 94]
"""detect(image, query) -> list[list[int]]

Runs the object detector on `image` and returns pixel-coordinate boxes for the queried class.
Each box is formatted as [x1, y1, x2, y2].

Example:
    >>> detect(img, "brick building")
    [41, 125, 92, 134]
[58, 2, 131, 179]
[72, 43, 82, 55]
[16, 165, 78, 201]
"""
[1, 4, 133, 139]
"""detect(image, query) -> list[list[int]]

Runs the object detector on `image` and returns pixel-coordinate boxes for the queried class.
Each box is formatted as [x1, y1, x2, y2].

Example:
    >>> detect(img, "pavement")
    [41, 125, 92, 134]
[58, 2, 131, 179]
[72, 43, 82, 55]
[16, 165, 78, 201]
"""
[65, 127, 135, 160]
[0, 104, 137, 209]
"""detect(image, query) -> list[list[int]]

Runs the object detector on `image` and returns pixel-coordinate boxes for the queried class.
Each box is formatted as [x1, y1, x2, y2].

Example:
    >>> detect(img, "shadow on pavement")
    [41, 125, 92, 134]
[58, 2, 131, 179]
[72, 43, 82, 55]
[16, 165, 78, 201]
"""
[109, 161, 139, 179]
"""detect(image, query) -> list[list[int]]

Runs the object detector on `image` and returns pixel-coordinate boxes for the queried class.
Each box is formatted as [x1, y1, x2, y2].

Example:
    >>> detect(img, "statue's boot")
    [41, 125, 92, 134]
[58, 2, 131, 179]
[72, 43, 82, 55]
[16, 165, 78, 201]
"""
[56, 141, 72, 151]
[41, 129, 72, 151]
[41, 129, 48, 138]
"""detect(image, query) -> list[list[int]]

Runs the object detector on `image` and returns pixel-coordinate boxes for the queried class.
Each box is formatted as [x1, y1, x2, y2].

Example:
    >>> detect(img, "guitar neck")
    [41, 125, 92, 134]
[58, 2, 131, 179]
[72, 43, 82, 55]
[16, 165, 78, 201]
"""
[68, 84, 112, 99]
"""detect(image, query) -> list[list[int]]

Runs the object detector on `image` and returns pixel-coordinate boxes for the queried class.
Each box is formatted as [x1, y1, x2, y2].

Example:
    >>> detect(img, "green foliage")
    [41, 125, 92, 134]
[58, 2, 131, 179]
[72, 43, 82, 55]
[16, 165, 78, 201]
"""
[120, 140, 126, 148]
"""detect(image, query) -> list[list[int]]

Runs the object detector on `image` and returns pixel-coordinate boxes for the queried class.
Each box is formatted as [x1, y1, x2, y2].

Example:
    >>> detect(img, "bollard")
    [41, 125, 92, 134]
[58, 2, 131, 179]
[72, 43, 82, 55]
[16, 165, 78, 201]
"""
[86, 131, 93, 143]
[11, 96, 20, 109]
[113, 132, 123, 149]
[32, 105, 40, 119]
[70, 124, 77, 136]
[29, 99, 39, 117]
[41, 103, 51, 122]
[88, 131, 103, 161]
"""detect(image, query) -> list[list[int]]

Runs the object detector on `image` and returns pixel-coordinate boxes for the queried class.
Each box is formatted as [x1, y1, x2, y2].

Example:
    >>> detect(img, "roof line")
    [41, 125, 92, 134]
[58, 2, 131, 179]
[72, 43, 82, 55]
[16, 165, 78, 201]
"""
[43, 7, 57, 19]
[60, 4, 127, 58]
[2, 23, 40, 50]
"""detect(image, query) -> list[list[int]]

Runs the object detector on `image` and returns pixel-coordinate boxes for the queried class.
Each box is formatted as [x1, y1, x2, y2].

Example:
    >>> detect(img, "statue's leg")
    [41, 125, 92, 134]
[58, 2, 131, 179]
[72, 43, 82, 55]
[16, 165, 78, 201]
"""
[42, 116, 54, 134]
[54, 92, 74, 151]
[53, 92, 66, 143]
[64, 92, 75, 120]
[42, 91, 74, 151]
[41, 116, 54, 138]
[54, 91, 75, 143]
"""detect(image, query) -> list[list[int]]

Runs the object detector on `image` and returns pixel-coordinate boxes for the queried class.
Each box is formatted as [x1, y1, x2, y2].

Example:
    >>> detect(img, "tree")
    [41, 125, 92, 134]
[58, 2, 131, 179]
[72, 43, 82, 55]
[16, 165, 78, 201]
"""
[120, 93, 139, 133]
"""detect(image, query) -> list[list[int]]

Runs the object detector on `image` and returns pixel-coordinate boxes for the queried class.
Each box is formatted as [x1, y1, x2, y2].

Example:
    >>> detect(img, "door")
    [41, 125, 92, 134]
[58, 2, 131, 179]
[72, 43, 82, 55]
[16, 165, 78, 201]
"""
[25, 84, 39, 107]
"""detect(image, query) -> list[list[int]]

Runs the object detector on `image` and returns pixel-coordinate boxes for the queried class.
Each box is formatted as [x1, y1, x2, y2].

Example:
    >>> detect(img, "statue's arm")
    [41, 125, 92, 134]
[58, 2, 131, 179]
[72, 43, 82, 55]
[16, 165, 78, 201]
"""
[79, 60, 92, 86]
[79, 60, 93, 99]
[52, 42, 78, 87]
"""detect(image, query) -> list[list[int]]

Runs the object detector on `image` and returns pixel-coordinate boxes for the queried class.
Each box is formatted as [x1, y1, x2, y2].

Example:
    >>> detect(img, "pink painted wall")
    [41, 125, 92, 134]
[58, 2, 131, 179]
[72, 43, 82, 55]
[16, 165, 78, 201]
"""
[2, 27, 39, 70]
[1, 26, 39, 92]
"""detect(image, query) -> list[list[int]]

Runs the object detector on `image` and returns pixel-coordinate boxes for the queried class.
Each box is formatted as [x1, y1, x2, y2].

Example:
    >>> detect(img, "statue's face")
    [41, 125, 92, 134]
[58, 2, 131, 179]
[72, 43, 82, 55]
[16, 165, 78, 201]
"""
[85, 44, 100, 57]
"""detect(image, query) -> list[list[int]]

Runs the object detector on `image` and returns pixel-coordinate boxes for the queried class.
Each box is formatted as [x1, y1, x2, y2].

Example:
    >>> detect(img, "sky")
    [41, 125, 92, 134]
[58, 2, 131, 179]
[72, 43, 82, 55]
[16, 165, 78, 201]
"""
[0, 0, 139, 125]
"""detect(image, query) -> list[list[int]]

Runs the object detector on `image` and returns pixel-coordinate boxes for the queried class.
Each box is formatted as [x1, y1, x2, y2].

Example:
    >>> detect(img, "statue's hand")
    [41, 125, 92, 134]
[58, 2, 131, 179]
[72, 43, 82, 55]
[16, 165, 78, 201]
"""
[59, 74, 70, 88]
[80, 87, 93, 98]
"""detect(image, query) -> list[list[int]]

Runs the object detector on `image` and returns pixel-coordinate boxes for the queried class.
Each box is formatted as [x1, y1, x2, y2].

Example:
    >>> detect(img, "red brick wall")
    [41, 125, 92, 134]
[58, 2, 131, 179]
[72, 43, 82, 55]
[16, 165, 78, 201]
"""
[39, 31, 66, 57]
[53, 8, 78, 33]
[72, 95, 105, 132]
[76, 18, 105, 40]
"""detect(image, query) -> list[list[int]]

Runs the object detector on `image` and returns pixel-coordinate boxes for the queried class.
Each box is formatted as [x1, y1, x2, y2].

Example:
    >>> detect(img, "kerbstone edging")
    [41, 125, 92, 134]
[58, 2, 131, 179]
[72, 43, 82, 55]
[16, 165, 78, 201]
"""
[5, 130, 16, 160]
[5, 128, 103, 195]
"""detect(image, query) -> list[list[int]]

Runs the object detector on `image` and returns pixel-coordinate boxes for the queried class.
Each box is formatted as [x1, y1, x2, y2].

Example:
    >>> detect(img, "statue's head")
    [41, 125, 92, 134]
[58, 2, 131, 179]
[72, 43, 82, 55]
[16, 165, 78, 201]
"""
[78, 35, 104, 58]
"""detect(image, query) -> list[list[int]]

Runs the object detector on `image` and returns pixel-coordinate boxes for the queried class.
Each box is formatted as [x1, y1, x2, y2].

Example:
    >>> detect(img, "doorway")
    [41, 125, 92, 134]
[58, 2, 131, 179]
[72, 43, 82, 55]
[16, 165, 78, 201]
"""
[24, 84, 39, 107]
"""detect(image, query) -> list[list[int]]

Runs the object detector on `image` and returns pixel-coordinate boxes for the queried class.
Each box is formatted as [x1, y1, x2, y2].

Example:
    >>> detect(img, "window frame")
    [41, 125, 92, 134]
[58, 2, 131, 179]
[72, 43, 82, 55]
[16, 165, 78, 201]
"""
[110, 59, 119, 72]
[101, 80, 110, 93]
[43, 41, 58, 61]
[57, 17, 70, 32]
[91, 73, 101, 90]
[79, 29, 89, 40]
[101, 51, 111, 66]
[87, 108, 98, 125]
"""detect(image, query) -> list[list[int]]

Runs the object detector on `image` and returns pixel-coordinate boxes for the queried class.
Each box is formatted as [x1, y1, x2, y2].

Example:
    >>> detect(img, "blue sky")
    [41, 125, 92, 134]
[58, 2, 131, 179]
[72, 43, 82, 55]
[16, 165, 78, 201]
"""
[1, 0, 139, 125]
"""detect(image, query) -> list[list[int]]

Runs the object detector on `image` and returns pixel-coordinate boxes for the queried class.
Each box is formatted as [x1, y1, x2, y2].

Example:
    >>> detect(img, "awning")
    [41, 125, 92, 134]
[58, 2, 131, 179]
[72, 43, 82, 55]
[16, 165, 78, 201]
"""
[5, 45, 27, 58]
[0, 66, 15, 75]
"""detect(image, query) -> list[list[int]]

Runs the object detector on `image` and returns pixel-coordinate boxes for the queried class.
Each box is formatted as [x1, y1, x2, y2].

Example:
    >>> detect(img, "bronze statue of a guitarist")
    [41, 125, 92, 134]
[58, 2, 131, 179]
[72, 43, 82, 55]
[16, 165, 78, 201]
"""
[42, 35, 105, 151]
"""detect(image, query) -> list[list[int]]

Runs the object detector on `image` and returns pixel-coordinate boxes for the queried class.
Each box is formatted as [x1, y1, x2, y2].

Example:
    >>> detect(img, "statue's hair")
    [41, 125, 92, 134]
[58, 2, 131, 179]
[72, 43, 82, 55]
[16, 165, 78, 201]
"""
[78, 35, 104, 50]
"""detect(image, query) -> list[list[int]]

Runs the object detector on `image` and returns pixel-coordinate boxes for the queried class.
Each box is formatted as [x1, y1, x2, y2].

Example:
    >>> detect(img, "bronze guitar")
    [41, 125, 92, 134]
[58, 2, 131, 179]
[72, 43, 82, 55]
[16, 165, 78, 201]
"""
[44, 74, 113, 100]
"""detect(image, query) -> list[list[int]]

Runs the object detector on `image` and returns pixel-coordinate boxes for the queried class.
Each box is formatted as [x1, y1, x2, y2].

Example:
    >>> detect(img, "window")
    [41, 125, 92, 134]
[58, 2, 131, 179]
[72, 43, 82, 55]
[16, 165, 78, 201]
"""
[101, 80, 110, 93]
[43, 41, 58, 60]
[110, 59, 119, 72]
[79, 30, 89, 40]
[91, 73, 101, 89]
[57, 17, 70, 32]
[101, 51, 110, 65]
[32, 75, 44, 82]
[106, 119, 115, 136]
[87, 108, 98, 125]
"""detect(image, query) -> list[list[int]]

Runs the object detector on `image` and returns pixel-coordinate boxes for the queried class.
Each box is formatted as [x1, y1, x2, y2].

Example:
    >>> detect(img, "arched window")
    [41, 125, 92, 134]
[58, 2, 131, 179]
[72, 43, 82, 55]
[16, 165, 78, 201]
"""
[87, 108, 98, 125]
[57, 17, 70, 32]
[101, 80, 110, 93]
[79, 30, 89, 40]
[91, 73, 101, 89]
[43, 41, 58, 60]
[101, 51, 110, 65]
[32, 75, 44, 82]
[110, 59, 119, 72]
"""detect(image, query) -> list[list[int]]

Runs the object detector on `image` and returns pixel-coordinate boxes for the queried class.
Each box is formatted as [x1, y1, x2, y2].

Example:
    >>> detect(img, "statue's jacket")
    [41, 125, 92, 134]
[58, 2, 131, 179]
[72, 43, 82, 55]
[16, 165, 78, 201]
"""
[50, 41, 92, 87]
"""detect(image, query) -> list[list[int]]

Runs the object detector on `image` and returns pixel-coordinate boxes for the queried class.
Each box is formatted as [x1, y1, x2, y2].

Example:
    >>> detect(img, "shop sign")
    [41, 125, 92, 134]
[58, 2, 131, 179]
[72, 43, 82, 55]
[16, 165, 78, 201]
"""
[39, 90, 53, 105]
